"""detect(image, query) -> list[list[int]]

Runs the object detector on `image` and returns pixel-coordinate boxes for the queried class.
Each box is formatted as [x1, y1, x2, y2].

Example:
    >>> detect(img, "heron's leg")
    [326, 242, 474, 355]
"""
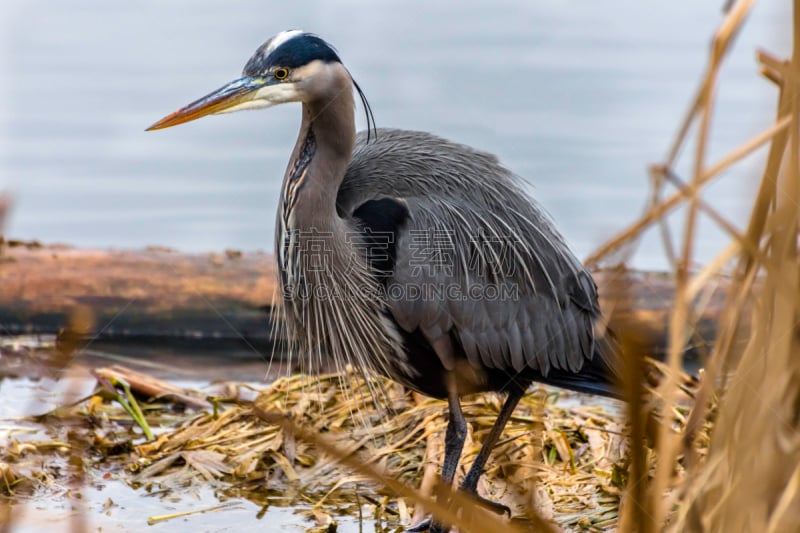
[423, 386, 467, 533]
[410, 387, 522, 532]
[441, 387, 468, 486]
[460, 387, 525, 496]
[407, 377, 467, 533]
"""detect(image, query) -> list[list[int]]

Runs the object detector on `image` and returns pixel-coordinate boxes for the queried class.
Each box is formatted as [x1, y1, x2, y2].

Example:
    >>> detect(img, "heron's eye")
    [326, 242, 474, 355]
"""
[274, 68, 289, 80]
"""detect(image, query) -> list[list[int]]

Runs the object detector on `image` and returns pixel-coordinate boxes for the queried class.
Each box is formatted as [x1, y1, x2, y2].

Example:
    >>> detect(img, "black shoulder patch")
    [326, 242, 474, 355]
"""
[244, 34, 341, 75]
[352, 197, 410, 280]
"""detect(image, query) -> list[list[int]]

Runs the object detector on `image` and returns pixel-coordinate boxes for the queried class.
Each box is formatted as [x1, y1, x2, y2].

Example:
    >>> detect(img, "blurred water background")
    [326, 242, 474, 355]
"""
[0, 0, 789, 271]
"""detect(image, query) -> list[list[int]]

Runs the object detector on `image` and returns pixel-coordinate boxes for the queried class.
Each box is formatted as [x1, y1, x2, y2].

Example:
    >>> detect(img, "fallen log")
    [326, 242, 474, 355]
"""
[0, 240, 739, 363]
[0, 240, 280, 351]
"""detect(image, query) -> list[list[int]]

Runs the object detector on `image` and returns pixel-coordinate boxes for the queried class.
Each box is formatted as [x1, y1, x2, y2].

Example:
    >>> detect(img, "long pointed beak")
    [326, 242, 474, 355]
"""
[146, 76, 268, 131]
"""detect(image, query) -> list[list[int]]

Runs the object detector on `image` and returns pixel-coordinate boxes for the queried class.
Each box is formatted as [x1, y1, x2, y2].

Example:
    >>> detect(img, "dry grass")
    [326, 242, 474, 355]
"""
[2, 369, 639, 531]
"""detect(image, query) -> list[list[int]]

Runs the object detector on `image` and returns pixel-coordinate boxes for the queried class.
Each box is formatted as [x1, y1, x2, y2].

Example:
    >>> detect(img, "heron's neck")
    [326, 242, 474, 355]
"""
[281, 88, 355, 232]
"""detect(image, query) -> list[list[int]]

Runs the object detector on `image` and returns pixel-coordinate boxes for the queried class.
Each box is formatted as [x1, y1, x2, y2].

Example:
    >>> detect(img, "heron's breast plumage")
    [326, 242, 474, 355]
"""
[275, 130, 411, 380]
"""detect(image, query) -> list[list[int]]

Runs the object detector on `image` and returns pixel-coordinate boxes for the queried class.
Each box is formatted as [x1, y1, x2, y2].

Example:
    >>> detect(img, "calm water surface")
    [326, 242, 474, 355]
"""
[0, 1, 789, 270]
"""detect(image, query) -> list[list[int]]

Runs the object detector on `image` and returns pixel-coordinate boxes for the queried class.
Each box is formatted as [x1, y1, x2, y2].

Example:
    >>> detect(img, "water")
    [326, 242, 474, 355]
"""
[0, 1, 789, 271]
[0, 364, 376, 532]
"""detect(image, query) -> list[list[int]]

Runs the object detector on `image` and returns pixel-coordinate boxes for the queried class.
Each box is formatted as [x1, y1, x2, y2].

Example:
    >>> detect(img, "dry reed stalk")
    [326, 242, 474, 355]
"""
[580, 0, 800, 530]
[677, 169, 800, 529]
[616, 310, 654, 533]
[670, 1, 800, 527]
[584, 81, 789, 267]
[623, 2, 759, 527]
[411, 417, 441, 525]
[679, 0, 798, 462]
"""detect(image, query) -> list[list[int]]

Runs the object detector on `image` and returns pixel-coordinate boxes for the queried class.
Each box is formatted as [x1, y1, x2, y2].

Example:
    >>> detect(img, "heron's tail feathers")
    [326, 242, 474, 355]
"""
[540, 330, 623, 399]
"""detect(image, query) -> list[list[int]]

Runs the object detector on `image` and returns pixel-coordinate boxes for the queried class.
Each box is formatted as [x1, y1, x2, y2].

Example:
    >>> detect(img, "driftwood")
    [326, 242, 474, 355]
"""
[94, 365, 211, 409]
[0, 240, 279, 351]
[0, 240, 738, 362]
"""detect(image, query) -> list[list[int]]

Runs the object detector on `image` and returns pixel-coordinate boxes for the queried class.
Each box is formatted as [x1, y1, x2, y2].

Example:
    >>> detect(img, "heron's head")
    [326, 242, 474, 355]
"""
[147, 30, 371, 131]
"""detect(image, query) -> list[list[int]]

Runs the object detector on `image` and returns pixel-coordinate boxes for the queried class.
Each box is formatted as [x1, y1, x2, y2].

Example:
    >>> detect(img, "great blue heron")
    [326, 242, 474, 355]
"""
[148, 30, 620, 532]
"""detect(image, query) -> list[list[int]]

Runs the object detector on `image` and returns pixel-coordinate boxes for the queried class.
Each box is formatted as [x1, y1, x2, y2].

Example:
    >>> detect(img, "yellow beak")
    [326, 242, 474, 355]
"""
[146, 76, 270, 131]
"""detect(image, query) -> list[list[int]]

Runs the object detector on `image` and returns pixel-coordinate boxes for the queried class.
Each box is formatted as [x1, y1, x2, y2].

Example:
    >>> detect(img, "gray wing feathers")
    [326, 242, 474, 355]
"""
[339, 128, 600, 377]
[461, 329, 481, 368]
[508, 322, 524, 372]
[385, 195, 598, 377]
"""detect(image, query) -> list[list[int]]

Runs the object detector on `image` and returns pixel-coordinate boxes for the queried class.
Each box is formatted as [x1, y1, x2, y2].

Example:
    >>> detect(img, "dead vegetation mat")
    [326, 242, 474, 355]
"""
[0, 367, 668, 531]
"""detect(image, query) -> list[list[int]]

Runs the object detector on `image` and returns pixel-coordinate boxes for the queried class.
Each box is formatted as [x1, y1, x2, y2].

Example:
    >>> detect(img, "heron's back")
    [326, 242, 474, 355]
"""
[338, 128, 618, 398]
